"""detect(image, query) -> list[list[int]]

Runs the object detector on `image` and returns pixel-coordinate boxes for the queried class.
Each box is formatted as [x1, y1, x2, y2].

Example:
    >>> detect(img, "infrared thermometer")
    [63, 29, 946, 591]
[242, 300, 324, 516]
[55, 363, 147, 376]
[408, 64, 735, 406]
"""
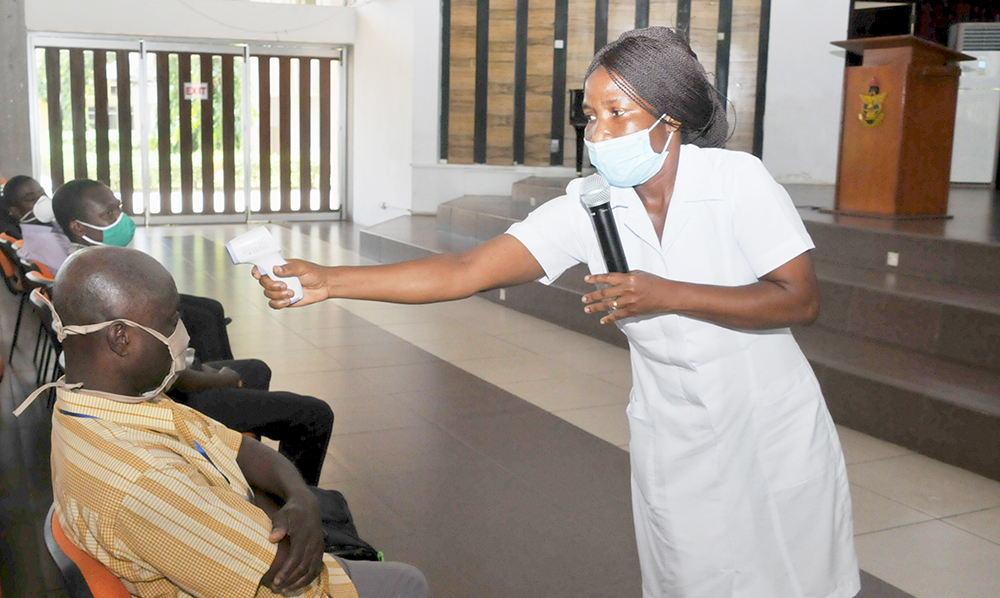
[225, 227, 304, 304]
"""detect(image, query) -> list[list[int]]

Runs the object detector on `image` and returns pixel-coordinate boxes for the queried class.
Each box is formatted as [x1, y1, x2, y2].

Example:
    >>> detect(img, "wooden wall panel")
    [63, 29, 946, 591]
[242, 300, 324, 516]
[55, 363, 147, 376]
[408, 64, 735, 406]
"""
[726, 0, 761, 152]
[690, 0, 719, 89]
[487, 0, 516, 164]
[649, 0, 680, 28]
[607, 0, 637, 42]
[524, 0, 555, 165]
[445, 0, 764, 165]
[448, 0, 477, 164]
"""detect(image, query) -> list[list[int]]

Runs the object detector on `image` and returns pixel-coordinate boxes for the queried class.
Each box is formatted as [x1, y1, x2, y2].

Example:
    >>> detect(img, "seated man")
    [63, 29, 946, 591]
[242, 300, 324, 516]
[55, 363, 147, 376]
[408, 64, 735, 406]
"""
[47, 178, 334, 486]
[1, 175, 72, 271]
[33, 246, 429, 598]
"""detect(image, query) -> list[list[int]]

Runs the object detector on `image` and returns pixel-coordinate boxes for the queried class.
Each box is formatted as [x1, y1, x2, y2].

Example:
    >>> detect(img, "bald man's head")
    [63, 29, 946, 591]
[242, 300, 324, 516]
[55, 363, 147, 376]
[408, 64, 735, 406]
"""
[54, 246, 178, 333]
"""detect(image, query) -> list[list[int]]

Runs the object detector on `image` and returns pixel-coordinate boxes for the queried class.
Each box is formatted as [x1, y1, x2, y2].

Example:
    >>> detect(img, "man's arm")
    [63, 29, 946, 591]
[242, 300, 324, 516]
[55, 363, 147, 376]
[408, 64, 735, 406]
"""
[237, 435, 324, 593]
[172, 364, 243, 392]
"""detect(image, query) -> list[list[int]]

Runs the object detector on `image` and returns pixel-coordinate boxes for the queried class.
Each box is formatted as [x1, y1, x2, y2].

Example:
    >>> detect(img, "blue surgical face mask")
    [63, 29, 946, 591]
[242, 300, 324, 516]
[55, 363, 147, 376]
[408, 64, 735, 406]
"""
[585, 116, 675, 188]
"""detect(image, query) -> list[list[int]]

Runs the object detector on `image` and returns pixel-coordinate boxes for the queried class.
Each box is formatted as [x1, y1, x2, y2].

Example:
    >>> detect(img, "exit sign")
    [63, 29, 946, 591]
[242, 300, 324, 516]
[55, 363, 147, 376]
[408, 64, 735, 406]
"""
[184, 82, 209, 100]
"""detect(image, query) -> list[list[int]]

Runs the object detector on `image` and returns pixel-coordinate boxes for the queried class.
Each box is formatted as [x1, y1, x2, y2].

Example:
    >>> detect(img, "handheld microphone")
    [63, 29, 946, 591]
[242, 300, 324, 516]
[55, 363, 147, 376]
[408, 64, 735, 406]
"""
[580, 174, 629, 273]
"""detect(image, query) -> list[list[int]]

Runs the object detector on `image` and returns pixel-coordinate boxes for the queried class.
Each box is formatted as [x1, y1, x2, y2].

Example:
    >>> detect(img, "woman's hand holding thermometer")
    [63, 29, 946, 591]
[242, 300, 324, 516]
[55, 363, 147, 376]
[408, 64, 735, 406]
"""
[226, 227, 304, 304]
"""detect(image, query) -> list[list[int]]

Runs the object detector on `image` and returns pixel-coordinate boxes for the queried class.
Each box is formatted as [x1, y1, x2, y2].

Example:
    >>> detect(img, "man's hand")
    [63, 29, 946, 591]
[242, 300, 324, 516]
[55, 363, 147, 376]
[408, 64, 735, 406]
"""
[212, 366, 243, 389]
[238, 436, 325, 594]
[252, 259, 329, 310]
[172, 365, 243, 392]
[262, 489, 325, 593]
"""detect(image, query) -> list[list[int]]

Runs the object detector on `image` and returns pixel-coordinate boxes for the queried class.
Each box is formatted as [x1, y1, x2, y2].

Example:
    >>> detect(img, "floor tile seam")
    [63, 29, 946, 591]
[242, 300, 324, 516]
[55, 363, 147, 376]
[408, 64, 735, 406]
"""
[938, 516, 1000, 548]
[852, 518, 944, 538]
[848, 480, 1000, 520]
[551, 403, 629, 415]
[853, 500, 1000, 538]
[848, 458, 1000, 506]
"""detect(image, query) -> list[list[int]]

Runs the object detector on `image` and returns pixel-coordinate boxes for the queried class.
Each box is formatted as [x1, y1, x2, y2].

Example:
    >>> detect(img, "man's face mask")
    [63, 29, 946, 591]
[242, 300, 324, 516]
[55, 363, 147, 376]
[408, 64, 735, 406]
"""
[13, 293, 191, 416]
[75, 211, 136, 247]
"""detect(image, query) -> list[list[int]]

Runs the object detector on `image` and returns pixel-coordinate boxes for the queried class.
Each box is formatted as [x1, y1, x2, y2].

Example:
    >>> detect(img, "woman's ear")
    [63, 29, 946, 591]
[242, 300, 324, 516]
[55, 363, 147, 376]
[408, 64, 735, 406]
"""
[106, 322, 131, 357]
[664, 116, 681, 132]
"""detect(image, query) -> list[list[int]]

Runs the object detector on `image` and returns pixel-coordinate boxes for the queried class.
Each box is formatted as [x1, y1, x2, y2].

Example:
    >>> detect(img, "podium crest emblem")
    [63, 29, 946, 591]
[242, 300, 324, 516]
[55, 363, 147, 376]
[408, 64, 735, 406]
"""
[859, 78, 886, 128]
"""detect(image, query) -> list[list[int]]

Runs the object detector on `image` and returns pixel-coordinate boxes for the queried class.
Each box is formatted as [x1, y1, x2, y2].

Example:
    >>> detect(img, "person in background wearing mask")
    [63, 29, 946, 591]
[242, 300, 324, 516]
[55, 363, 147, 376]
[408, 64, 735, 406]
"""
[48, 179, 335, 487]
[17, 246, 428, 598]
[0, 175, 73, 273]
[255, 27, 858, 598]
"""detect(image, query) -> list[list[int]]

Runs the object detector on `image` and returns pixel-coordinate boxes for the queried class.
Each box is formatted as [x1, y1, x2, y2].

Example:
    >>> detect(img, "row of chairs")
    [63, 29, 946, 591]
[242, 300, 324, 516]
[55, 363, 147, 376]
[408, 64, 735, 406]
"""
[0, 233, 62, 390]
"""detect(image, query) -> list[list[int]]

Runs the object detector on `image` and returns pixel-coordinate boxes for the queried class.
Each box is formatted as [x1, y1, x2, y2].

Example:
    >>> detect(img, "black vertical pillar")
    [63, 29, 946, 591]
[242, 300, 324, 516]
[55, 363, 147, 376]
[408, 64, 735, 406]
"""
[440, 0, 451, 161]
[550, 0, 569, 166]
[752, 0, 772, 158]
[677, 0, 692, 41]
[716, 0, 733, 99]
[473, 0, 490, 164]
[513, 0, 529, 164]
[635, 0, 650, 29]
[595, 0, 609, 53]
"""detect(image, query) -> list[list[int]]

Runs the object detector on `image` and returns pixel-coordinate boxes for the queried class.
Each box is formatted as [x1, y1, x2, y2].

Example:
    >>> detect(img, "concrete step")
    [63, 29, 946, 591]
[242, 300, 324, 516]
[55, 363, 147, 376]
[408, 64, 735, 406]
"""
[795, 325, 1000, 481]
[814, 261, 1000, 372]
[510, 176, 573, 205]
[803, 219, 1000, 294]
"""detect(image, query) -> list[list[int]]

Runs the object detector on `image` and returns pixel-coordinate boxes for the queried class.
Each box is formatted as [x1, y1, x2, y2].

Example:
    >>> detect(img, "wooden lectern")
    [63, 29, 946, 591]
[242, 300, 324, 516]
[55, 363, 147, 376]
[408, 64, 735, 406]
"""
[831, 35, 973, 218]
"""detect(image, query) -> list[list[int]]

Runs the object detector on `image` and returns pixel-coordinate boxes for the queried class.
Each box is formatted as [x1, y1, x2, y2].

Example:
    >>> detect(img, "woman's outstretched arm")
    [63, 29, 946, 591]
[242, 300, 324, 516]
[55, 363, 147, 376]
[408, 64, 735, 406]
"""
[256, 233, 546, 309]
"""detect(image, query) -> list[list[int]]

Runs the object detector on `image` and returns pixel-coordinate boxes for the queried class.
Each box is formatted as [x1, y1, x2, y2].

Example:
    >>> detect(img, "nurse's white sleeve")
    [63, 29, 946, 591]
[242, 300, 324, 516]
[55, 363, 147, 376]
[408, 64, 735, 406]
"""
[730, 156, 815, 278]
[506, 193, 591, 285]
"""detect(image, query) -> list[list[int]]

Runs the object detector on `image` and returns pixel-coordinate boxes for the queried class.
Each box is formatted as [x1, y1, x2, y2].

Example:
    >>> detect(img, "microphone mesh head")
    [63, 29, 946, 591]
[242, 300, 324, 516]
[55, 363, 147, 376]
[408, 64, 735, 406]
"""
[579, 173, 611, 208]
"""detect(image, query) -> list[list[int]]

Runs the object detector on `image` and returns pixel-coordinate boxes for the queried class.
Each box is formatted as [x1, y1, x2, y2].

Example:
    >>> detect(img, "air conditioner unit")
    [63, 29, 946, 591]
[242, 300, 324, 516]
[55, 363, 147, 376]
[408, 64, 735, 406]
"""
[949, 22, 1000, 185]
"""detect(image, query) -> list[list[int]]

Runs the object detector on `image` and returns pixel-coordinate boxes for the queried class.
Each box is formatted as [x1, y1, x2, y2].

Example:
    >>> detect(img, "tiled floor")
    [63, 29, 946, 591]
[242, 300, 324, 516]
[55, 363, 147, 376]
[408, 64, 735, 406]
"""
[3, 220, 999, 597]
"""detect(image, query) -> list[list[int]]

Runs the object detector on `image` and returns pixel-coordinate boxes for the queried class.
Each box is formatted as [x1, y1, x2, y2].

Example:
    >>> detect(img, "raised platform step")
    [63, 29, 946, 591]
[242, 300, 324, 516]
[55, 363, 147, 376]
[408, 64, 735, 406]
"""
[797, 326, 1000, 481]
[814, 261, 1000, 372]
[509, 176, 574, 205]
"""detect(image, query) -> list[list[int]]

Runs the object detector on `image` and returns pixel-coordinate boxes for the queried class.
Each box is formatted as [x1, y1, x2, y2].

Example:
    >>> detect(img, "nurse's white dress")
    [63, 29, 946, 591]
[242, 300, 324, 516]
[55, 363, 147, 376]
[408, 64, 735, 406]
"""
[507, 145, 860, 598]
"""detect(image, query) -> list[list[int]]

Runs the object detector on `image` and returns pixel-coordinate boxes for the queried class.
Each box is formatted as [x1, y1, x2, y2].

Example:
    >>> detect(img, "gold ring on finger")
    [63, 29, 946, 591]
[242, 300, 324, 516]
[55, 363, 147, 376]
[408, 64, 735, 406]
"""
[612, 300, 618, 310]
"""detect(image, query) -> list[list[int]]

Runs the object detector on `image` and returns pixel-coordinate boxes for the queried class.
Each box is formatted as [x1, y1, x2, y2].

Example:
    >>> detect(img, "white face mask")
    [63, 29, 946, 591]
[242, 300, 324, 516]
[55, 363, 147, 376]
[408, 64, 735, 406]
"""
[21, 195, 55, 224]
[13, 293, 191, 416]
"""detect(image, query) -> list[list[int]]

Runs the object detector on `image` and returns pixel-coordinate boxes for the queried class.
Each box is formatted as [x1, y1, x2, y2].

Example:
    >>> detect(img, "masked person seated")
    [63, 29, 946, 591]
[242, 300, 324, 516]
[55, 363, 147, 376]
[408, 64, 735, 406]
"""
[51, 179, 233, 361]
[48, 179, 334, 486]
[19, 246, 429, 598]
[0, 175, 73, 271]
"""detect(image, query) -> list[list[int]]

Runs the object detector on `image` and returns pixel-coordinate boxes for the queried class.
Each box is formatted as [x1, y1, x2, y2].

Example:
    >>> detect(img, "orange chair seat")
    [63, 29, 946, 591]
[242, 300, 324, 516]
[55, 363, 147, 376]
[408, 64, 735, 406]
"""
[48, 507, 132, 598]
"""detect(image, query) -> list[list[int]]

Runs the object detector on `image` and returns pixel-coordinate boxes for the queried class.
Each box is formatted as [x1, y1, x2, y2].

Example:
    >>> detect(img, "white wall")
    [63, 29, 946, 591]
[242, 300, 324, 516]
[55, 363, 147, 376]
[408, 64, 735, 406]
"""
[24, 0, 355, 44]
[349, 0, 416, 225]
[762, 0, 851, 184]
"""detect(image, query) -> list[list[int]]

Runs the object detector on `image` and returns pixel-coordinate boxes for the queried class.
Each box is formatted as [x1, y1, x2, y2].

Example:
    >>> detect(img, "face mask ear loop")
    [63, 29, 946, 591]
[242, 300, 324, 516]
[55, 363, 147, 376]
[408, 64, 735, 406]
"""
[14, 379, 83, 416]
[81, 235, 106, 247]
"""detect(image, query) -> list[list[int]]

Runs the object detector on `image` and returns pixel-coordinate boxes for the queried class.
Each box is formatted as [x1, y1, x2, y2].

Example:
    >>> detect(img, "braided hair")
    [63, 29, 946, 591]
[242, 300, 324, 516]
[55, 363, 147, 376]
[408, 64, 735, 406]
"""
[586, 27, 730, 148]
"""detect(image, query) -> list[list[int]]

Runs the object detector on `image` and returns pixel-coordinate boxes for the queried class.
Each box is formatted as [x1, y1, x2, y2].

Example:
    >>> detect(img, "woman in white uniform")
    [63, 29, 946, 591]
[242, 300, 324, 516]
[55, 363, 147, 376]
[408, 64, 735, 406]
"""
[256, 27, 859, 598]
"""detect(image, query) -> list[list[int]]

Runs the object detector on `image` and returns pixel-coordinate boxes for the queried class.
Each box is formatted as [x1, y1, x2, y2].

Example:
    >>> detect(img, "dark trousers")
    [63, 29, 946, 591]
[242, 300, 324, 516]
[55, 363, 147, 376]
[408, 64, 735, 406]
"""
[178, 294, 234, 363]
[170, 359, 334, 486]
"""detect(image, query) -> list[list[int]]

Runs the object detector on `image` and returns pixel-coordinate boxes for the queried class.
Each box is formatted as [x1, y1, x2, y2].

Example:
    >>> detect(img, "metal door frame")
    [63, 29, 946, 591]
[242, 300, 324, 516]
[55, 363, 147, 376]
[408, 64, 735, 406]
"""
[26, 33, 348, 225]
